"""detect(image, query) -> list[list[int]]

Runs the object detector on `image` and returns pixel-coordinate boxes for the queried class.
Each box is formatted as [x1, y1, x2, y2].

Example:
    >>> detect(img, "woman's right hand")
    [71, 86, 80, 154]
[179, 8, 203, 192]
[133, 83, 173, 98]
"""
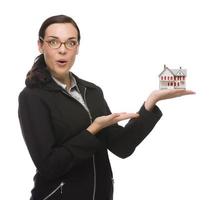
[87, 112, 139, 135]
[144, 89, 195, 111]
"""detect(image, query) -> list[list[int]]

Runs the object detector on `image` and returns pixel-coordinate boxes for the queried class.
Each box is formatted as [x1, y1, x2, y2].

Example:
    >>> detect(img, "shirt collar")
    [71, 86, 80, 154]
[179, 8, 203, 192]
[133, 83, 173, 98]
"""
[51, 73, 77, 91]
[44, 72, 98, 92]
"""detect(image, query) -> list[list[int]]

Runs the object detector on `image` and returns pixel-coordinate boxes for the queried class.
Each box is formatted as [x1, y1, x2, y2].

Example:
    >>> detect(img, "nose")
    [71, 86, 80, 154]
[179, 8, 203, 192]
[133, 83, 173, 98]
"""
[58, 43, 67, 54]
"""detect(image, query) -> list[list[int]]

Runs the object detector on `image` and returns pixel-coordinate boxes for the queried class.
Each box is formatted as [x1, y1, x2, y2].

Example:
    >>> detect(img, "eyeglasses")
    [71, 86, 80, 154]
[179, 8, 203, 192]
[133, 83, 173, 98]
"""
[39, 37, 79, 49]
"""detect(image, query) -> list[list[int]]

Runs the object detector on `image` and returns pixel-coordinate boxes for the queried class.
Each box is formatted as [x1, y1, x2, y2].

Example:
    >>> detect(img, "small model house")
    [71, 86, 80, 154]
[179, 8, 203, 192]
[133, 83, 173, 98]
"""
[159, 65, 187, 89]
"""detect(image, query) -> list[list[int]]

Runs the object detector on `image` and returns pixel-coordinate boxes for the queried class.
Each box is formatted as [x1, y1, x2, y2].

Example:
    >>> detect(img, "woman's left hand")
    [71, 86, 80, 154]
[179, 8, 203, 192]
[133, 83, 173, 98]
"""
[87, 112, 139, 135]
[145, 89, 195, 111]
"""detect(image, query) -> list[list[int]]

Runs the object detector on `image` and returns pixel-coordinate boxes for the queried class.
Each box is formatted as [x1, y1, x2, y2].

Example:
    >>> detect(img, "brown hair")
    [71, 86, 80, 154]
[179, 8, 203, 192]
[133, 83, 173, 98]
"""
[25, 15, 81, 87]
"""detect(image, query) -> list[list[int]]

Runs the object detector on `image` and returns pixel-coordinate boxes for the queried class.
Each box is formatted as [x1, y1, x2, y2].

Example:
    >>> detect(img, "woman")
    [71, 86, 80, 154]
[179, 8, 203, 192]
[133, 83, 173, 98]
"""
[18, 15, 194, 200]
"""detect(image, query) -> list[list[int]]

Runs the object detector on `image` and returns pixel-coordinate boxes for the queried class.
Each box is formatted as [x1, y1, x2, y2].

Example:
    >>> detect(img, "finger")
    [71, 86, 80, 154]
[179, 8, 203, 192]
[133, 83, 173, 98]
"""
[177, 90, 196, 96]
[119, 113, 139, 118]
[105, 113, 121, 120]
[168, 89, 195, 95]
[114, 112, 127, 115]
[114, 113, 140, 121]
[185, 90, 196, 94]
[105, 112, 130, 121]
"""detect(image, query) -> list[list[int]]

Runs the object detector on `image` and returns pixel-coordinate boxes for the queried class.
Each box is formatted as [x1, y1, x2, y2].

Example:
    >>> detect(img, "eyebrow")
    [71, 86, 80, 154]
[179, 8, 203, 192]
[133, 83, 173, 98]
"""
[47, 36, 78, 40]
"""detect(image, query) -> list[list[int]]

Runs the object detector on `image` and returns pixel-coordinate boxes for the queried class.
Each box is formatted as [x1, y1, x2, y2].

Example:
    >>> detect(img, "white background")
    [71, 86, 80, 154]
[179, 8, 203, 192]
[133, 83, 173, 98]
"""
[0, 0, 223, 199]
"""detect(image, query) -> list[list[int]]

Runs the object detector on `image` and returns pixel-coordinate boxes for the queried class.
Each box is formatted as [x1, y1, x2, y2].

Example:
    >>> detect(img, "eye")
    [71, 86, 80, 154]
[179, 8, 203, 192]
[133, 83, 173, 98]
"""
[48, 39, 59, 46]
[66, 40, 78, 48]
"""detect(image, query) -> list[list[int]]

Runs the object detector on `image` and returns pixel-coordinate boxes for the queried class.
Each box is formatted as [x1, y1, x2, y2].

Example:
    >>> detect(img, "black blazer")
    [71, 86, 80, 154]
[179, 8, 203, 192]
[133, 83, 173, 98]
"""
[18, 74, 162, 200]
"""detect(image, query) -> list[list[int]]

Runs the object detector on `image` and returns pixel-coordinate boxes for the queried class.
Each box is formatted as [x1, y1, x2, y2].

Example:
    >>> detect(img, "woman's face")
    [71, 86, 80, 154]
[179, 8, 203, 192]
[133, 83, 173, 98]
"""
[38, 23, 79, 79]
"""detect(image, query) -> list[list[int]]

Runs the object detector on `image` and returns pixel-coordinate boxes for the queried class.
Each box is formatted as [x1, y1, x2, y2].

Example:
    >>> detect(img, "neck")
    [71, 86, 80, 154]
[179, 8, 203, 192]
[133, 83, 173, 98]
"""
[53, 73, 71, 89]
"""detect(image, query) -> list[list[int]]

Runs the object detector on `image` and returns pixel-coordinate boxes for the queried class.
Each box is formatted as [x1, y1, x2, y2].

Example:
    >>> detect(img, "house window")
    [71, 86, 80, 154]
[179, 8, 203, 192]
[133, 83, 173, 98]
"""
[164, 76, 166, 80]
[161, 76, 163, 80]
[170, 77, 173, 80]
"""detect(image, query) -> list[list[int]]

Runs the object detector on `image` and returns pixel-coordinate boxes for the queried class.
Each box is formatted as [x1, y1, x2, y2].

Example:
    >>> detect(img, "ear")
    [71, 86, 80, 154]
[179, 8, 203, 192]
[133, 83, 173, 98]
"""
[38, 40, 44, 54]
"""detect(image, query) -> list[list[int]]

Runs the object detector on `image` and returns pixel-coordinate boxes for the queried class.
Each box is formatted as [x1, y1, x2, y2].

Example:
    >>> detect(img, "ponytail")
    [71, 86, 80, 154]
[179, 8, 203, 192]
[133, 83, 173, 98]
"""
[25, 54, 51, 88]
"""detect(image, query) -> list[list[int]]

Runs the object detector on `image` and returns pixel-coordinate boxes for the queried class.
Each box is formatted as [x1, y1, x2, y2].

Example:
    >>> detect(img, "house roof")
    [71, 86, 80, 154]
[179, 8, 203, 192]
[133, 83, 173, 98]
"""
[159, 66, 187, 77]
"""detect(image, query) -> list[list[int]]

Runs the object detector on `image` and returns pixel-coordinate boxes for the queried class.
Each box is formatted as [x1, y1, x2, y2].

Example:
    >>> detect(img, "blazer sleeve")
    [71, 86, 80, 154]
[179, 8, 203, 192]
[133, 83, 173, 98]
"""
[95, 89, 162, 158]
[18, 89, 103, 181]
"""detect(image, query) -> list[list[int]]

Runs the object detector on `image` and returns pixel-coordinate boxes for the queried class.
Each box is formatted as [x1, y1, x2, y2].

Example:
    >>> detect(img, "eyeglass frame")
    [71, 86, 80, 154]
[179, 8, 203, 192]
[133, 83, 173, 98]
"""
[39, 36, 79, 49]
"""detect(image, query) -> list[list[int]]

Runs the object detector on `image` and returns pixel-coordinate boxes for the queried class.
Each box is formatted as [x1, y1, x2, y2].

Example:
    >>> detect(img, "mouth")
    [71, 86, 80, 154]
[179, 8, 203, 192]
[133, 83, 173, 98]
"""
[56, 60, 68, 66]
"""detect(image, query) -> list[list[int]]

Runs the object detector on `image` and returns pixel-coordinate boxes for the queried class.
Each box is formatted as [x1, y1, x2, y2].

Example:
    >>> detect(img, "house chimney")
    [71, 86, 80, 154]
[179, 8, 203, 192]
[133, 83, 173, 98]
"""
[164, 64, 167, 69]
